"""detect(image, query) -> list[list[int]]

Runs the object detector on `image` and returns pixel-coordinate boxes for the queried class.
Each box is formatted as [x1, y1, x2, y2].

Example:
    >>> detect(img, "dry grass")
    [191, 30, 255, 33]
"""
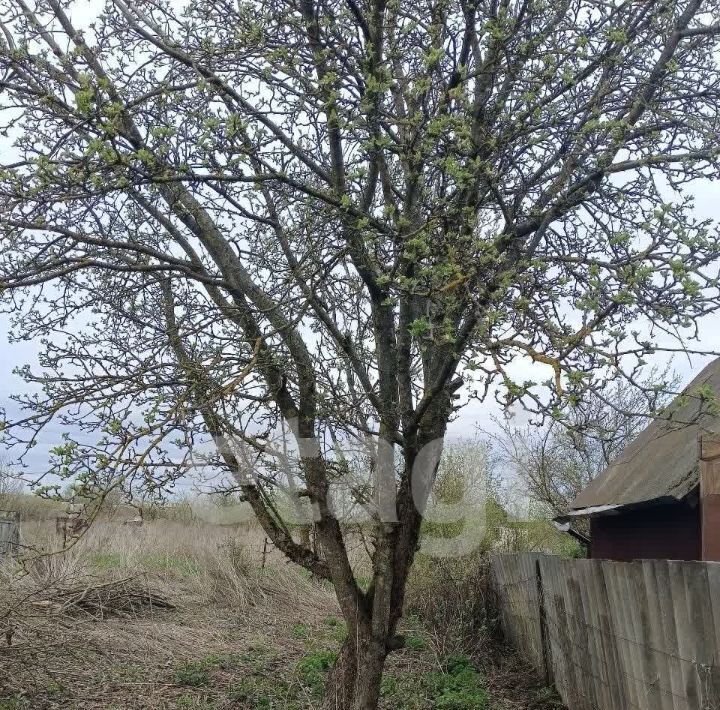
[0, 520, 340, 709]
[0, 520, 561, 709]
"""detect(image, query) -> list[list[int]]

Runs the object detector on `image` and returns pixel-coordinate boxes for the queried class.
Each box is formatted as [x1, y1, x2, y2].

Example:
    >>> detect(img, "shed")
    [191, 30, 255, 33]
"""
[556, 358, 720, 562]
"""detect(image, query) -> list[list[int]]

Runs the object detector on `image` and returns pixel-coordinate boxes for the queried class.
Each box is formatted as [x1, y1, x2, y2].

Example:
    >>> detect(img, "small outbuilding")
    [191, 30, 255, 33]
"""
[556, 358, 720, 562]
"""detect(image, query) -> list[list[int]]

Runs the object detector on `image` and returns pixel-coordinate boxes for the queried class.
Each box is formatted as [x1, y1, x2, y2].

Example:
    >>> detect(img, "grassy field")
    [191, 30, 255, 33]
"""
[0, 519, 563, 709]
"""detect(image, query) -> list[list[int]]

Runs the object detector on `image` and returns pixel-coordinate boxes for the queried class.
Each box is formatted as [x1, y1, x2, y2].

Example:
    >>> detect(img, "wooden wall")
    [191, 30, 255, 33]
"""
[590, 502, 701, 561]
[492, 553, 720, 710]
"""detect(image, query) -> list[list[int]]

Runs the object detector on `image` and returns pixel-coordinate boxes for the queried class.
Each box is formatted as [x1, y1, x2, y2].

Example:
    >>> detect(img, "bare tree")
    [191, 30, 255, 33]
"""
[1, 1, 720, 706]
[488, 370, 679, 517]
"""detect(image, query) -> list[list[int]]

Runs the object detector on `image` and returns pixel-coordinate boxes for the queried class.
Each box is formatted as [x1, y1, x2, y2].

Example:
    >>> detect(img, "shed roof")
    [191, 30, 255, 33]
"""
[570, 358, 720, 511]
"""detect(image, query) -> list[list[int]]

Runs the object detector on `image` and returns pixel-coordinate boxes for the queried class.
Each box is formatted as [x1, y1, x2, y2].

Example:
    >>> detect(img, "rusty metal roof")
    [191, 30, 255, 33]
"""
[570, 358, 720, 511]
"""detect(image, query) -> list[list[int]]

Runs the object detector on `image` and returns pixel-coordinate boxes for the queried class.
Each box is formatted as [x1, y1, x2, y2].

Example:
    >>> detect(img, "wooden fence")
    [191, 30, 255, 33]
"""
[491, 553, 720, 710]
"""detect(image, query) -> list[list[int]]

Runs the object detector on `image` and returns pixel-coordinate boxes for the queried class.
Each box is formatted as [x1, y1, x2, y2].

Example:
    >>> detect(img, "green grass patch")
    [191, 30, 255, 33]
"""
[240, 645, 279, 673]
[0, 699, 30, 710]
[228, 677, 303, 709]
[172, 654, 236, 688]
[114, 662, 147, 681]
[291, 623, 309, 639]
[226, 646, 305, 709]
[90, 552, 124, 570]
[296, 649, 337, 695]
[405, 634, 427, 650]
[381, 653, 489, 709]
[44, 680, 65, 696]
[173, 661, 211, 688]
[141, 553, 199, 576]
[319, 616, 347, 643]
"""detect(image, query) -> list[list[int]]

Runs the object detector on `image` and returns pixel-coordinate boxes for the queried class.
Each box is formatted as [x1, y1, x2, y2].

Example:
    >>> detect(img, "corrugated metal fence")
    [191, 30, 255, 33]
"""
[491, 553, 720, 710]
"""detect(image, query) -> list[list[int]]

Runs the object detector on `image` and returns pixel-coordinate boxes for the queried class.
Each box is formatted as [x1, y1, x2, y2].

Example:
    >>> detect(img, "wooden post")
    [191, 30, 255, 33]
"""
[261, 537, 269, 569]
[699, 435, 720, 561]
[0, 513, 20, 561]
[535, 559, 552, 685]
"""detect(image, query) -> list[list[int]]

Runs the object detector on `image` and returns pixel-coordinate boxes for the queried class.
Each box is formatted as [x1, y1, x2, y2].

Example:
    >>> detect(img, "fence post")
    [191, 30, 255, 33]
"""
[535, 558, 552, 686]
[0, 513, 20, 561]
[261, 537, 269, 569]
[700, 434, 720, 561]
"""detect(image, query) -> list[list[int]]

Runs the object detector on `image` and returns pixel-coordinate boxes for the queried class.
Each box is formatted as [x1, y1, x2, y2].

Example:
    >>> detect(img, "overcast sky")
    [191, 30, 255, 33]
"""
[2, 1, 720, 479]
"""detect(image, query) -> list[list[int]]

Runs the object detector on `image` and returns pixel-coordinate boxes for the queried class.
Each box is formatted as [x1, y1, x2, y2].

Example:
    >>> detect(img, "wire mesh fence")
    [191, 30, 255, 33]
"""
[491, 553, 720, 710]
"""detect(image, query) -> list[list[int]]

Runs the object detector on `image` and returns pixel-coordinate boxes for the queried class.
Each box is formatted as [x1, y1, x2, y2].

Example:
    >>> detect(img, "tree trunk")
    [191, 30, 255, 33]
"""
[324, 630, 387, 710]
[323, 420, 450, 708]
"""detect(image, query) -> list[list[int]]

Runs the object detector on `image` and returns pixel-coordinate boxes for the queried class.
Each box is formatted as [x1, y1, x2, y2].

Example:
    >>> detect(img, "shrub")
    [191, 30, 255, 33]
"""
[404, 549, 492, 654]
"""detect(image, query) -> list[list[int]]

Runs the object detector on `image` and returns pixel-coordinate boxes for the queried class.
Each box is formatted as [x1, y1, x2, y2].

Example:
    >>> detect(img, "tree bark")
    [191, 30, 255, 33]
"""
[323, 627, 388, 710]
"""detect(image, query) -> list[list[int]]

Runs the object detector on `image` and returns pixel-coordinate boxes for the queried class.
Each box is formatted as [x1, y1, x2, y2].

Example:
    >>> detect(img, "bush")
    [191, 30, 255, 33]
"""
[404, 548, 493, 654]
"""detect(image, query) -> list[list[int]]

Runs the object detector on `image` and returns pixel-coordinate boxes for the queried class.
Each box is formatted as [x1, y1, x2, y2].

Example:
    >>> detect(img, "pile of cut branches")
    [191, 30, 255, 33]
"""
[29, 575, 175, 620]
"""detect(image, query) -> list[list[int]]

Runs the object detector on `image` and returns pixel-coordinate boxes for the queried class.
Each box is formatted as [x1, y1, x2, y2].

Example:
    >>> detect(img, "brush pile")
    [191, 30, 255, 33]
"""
[29, 575, 175, 620]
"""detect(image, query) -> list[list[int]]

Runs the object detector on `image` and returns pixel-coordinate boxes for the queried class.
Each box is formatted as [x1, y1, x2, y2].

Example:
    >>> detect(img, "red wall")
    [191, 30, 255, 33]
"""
[590, 502, 701, 561]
